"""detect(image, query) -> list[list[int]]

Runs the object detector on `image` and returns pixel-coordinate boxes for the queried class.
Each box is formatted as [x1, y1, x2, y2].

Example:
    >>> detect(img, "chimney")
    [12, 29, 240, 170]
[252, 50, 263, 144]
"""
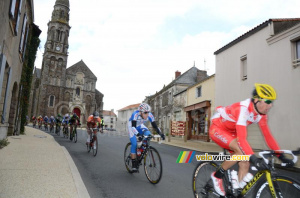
[197, 70, 208, 82]
[175, 71, 181, 79]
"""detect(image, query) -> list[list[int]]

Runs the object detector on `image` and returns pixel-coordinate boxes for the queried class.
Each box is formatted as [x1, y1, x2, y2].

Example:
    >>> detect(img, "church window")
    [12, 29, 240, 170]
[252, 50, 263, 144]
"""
[76, 87, 80, 96]
[49, 95, 55, 107]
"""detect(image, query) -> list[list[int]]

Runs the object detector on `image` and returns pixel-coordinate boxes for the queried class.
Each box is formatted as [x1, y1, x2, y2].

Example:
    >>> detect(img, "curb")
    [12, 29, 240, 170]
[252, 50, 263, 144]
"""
[62, 146, 91, 198]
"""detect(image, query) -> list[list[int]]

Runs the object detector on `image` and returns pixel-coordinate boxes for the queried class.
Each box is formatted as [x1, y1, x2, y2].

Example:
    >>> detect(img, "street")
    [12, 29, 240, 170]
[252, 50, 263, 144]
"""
[41, 128, 300, 198]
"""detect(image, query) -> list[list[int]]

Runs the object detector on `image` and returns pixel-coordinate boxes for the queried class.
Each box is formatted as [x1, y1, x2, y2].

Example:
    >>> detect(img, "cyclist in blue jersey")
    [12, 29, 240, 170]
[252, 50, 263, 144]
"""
[128, 103, 165, 172]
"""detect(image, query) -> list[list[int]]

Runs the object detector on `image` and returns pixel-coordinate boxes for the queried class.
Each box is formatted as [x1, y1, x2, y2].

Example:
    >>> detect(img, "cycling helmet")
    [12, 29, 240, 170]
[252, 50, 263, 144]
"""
[50, 116, 54, 119]
[65, 114, 69, 118]
[93, 111, 99, 118]
[73, 113, 77, 117]
[252, 83, 276, 100]
[58, 113, 61, 117]
[138, 103, 151, 112]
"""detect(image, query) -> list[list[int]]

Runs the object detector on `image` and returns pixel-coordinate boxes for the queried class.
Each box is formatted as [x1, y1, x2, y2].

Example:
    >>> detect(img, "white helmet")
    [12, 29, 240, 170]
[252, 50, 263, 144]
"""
[65, 114, 69, 118]
[138, 103, 151, 112]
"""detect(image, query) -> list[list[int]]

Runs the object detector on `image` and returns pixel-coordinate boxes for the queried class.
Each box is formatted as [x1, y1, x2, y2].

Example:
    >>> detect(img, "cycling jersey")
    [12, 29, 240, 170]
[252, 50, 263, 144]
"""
[69, 115, 80, 124]
[55, 116, 63, 123]
[49, 117, 55, 123]
[44, 117, 49, 123]
[128, 110, 161, 138]
[210, 98, 280, 155]
[87, 115, 101, 128]
[62, 116, 69, 124]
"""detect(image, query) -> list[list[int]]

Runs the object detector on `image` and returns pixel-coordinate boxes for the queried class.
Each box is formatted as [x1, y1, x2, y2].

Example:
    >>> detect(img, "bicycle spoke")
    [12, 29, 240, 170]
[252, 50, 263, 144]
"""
[144, 147, 162, 184]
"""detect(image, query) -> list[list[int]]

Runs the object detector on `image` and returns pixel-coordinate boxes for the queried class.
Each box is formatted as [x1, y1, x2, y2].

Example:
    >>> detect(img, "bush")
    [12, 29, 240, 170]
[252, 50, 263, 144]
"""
[0, 138, 10, 149]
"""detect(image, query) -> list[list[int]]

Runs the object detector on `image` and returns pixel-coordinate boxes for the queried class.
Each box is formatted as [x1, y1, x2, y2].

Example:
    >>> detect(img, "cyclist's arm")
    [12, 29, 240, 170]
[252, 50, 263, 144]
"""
[151, 121, 162, 135]
[131, 120, 139, 135]
[258, 116, 280, 150]
[235, 106, 254, 155]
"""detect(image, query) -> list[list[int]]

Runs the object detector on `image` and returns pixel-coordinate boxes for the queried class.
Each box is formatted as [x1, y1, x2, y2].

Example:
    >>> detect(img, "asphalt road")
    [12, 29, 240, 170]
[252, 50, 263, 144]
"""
[45, 128, 300, 198]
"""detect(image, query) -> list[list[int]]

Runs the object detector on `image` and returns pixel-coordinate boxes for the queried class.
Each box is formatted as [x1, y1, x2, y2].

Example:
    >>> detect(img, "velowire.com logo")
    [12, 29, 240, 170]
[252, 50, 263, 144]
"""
[176, 151, 196, 163]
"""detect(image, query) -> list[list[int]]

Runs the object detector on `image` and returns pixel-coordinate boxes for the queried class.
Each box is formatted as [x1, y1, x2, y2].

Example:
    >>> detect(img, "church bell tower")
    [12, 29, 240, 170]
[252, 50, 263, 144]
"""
[38, 0, 70, 116]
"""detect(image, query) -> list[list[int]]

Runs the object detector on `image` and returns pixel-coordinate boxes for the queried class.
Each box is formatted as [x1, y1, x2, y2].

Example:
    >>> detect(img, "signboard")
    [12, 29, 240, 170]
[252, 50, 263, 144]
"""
[171, 121, 186, 136]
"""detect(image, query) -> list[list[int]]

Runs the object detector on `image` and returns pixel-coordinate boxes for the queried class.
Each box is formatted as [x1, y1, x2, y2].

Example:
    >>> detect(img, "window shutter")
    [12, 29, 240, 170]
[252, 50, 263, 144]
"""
[19, 14, 27, 53]
[1, 67, 12, 123]
[9, 0, 17, 17]
[0, 54, 7, 102]
[15, 0, 23, 34]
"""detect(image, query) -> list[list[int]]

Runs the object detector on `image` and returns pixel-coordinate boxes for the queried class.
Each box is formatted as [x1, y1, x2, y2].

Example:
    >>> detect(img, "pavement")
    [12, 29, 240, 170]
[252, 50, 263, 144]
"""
[0, 126, 90, 198]
[0, 126, 298, 198]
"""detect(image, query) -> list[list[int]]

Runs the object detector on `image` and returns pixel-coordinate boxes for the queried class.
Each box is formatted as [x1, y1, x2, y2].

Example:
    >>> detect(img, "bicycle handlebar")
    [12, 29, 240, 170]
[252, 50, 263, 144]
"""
[258, 149, 300, 167]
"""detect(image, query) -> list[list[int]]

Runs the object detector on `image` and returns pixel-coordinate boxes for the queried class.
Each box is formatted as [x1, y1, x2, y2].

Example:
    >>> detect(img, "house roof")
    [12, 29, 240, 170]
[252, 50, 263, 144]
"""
[102, 110, 117, 117]
[66, 60, 97, 80]
[214, 18, 300, 55]
[118, 103, 141, 111]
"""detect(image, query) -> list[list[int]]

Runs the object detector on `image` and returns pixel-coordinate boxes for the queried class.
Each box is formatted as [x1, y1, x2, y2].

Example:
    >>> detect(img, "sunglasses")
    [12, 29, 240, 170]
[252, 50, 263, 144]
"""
[259, 98, 273, 104]
[143, 112, 149, 114]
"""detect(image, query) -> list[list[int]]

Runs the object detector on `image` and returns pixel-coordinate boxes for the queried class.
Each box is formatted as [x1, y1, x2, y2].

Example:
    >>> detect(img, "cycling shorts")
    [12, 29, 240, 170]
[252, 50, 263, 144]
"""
[209, 122, 236, 152]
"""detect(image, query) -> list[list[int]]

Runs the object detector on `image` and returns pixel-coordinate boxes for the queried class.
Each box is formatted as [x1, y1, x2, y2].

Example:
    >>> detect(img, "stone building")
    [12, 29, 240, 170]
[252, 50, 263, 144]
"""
[28, 0, 104, 124]
[116, 103, 140, 133]
[102, 110, 117, 129]
[0, 0, 40, 139]
[144, 67, 208, 135]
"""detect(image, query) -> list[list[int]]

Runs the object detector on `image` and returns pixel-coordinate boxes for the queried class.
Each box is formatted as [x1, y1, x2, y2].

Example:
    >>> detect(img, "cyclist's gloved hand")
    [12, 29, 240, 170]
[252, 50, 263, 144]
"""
[250, 155, 269, 171]
[278, 154, 294, 167]
[136, 133, 143, 141]
[160, 133, 165, 140]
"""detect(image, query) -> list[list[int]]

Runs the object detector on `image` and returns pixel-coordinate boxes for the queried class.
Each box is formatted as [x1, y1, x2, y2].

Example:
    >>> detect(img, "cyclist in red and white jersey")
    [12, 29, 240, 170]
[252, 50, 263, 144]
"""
[210, 83, 294, 196]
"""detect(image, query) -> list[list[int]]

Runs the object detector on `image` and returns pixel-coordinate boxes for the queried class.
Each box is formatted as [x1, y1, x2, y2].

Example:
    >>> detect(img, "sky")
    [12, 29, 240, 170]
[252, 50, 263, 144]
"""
[33, 0, 300, 113]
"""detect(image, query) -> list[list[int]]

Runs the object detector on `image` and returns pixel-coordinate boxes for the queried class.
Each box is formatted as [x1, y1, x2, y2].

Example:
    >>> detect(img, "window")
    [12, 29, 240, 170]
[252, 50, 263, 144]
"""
[292, 40, 300, 68]
[9, 0, 23, 36]
[196, 86, 202, 98]
[168, 92, 172, 104]
[241, 55, 247, 80]
[19, 14, 28, 60]
[76, 87, 80, 96]
[49, 95, 55, 107]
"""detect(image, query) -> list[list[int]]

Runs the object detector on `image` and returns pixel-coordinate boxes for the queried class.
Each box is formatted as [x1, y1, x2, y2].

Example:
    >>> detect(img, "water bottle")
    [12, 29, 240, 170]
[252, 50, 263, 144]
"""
[137, 148, 141, 156]
[137, 141, 142, 148]
[239, 173, 253, 188]
[231, 170, 239, 189]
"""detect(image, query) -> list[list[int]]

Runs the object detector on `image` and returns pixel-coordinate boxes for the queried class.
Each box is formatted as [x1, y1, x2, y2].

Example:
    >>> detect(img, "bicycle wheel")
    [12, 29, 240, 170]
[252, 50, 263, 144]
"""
[124, 143, 134, 173]
[143, 146, 162, 184]
[73, 130, 77, 143]
[255, 175, 300, 198]
[192, 161, 219, 198]
[92, 136, 98, 156]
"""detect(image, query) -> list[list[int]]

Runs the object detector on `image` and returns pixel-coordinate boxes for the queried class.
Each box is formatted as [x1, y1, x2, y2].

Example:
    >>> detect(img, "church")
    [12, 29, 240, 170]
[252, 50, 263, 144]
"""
[28, 0, 104, 124]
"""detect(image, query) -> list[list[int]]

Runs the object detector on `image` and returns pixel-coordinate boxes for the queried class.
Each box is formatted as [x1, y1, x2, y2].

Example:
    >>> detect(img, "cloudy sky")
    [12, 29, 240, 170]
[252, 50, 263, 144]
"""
[33, 0, 300, 113]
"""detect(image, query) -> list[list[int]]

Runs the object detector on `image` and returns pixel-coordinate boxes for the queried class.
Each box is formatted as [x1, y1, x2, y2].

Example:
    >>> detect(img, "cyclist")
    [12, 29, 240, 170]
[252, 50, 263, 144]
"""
[128, 103, 165, 172]
[69, 113, 81, 140]
[100, 116, 104, 133]
[62, 114, 70, 132]
[32, 116, 37, 127]
[86, 111, 101, 148]
[55, 113, 63, 128]
[49, 116, 56, 132]
[43, 116, 49, 130]
[209, 83, 294, 196]
[37, 115, 43, 128]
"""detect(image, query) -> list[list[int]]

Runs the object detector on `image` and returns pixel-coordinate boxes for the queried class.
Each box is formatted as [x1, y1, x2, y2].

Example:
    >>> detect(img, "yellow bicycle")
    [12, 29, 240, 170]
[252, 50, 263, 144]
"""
[192, 149, 300, 198]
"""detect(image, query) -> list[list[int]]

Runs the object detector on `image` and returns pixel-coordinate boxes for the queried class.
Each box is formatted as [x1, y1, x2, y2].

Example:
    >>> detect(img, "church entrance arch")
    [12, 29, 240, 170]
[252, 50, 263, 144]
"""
[73, 108, 81, 119]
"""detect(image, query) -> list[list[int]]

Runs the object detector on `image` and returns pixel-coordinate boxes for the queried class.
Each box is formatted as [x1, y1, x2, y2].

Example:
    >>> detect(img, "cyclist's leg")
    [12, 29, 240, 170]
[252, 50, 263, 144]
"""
[86, 127, 91, 144]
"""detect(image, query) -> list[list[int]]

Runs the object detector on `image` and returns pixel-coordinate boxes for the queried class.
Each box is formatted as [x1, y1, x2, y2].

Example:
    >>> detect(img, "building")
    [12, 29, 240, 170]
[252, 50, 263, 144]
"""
[28, 0, 104, 124]
[116, 103, 140, 133]
[102, 110, 117, 129]
[0, 0, 41, 139]
[144, 67, 208, 134]
[184, 74, 215, 141]
[214, 18, 300, 150]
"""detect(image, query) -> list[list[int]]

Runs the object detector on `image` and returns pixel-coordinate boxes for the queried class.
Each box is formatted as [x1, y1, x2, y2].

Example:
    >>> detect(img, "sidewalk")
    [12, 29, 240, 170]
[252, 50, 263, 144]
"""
[161, 136, 223, 153]
[0, 126, 90, 198]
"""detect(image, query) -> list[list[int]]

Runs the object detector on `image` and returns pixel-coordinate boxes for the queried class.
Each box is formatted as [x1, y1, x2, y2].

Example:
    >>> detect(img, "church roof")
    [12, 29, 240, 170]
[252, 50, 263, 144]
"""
[55, 0, 69, 7]
[66, 60, 97, 80]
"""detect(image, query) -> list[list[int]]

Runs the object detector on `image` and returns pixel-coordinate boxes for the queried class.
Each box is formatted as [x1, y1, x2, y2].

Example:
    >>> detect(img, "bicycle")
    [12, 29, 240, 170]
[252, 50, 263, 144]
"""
[32, 120, 36, 128]
[192, 149, 300, 198]
[62, 123, 69, 138]
[44, 122, 48, 131]
[87, 128, 98, 156]
[124, 134, 163, 184]
[49, 122, 54, 133]
[70, 123, 80, 143]
[55, 123, 61, 136]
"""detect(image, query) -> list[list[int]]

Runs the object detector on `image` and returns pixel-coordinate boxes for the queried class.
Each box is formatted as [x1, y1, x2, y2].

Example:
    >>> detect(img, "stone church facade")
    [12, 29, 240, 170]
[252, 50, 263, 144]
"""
[28, 0, 104, 124]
